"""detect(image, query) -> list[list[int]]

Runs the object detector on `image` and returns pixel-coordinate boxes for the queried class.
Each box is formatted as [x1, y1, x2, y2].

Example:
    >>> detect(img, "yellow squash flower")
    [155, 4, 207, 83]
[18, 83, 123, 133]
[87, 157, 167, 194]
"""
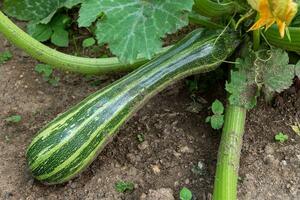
[247, 0, 298, 38]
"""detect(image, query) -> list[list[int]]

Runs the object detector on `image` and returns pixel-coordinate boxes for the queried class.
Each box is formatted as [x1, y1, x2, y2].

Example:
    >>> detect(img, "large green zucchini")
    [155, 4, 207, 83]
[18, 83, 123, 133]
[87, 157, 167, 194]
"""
[26, 29, 240, 184]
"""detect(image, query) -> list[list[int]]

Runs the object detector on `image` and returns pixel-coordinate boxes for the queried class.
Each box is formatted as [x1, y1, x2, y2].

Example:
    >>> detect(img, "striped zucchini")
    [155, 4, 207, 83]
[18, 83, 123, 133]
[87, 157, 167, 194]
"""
[26, 29, 240, 184]
[265, 26, 300, 53]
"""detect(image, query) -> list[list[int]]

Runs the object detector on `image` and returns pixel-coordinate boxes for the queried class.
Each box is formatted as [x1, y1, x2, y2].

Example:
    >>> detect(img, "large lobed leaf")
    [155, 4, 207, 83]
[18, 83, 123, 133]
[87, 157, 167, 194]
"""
[262, 49, 295, 95]
[3, 0, 82, 23]
[226, 48, 296, 109]
[78, 0, 194, 63]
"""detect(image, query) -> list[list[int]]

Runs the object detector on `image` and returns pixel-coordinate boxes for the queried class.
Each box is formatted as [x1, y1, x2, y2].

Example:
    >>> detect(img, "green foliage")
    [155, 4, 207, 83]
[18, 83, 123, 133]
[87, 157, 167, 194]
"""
[82, 37, 96, 48]
[35, 64, 53, 78]
[180, 187, 193, 200]
[27, 14, 71, 47]
[137, 133, 145, 143]
[3, 0, 82, 23]
[115, 181, 134, 193]
[226, 48, 296, 109]
[206, 99, 224, 130]
[35, 64, 60, 86]
[226, 53, 258, 109]
[5, 115, 22, 123]
[275, 132, 288, 143]
[78, 0, 194, 63]
[262, 49, 295, 97]
[212, 99, 224, 115]
[0, 50, 13, 65]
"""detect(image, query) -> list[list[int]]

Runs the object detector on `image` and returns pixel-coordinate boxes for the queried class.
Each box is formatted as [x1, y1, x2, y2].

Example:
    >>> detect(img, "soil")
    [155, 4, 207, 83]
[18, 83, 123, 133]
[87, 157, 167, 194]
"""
[0, 30, 300, 200]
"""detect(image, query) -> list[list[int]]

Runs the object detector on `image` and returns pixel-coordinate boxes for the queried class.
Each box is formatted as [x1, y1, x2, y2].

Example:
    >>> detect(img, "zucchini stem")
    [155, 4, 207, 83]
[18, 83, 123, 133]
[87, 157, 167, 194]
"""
[0, 11, 169, 74]
[213, 105, 247, 200]
[193, 0, 240, 17]
[188, 12, 225, 29]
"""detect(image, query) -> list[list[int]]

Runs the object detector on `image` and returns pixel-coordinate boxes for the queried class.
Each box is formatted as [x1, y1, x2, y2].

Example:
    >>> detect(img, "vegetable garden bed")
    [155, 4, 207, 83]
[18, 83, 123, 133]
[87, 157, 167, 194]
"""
[1, 36, 299, 199]
[0, 0, 300, 199]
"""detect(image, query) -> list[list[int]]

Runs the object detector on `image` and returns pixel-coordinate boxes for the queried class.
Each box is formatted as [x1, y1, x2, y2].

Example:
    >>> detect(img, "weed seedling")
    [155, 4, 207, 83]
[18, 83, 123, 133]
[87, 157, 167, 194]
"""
[115, 181, 134, 193]
[0, 50, 12, 65]
[5, 115, 22, 123]
[275, 132, 289, 143]
[35, 64, 60, 86]
[180, 187, 192, 200]
[137, 133, 145, 143]
[206, 99, 224, 130]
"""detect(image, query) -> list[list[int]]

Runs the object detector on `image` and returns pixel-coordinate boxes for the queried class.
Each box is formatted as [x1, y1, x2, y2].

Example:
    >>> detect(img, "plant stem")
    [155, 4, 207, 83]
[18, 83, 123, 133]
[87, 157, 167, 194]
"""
[213, 105, 247, 200]
[188, 12, 225, 29]
[0, 11, 169, 74]
[193, 0, 240, 17]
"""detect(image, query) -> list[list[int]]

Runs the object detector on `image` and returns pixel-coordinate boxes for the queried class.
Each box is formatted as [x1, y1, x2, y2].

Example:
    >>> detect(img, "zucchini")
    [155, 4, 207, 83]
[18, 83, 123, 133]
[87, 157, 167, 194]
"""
[193, 0, 240, 17]
[265, 26, 300, 53]
[26, 29, 240, 184]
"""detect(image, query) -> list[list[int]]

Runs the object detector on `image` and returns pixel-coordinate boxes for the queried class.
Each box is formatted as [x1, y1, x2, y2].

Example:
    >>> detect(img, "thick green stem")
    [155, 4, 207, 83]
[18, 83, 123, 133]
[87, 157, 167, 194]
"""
[0, 11, 169, 74]
[213, 105, 247, 200]
[188, 12, 225, 29]
[193, 0, 239, 17]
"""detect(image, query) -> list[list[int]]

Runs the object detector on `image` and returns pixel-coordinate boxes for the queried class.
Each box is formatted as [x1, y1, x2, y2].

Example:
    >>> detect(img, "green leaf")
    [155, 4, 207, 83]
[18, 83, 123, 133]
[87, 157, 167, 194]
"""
[78, 0, 194, 63]
[5, 115, 22, 123]
[262, 49, 295, 94]
[210, 115, 224, 130]
[51, 29, 69, 47]
[295, 61, 300, 78]
[205, 116, 211, 123]
[64, 0, 83, 8]
[3, 0, 83, 23]
[0, 51, 13, 65]
[48, 77, 60, 86]
[35, 64, 53, 78]
[275, 132, 288, 143]
[27, 23, 53, 42]
[212, 99, 224, 115]
[180, 187, 193, 200]
[115, 181, 134, 193]
[226, 53, 259, 110]
[27, 14, 71, 46]
[137, 133, 145, 143]
[82, 38, 96, 48]
[51, 14, 71, 30]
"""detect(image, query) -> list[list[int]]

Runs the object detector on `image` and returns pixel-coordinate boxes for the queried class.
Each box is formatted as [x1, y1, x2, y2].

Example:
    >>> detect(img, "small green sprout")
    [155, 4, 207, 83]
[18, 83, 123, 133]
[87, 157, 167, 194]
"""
[35, 64, 59, 86]
[206, 99, 224, 130]
[0, 50, 13, 65]
[275, 132, 288, 143]
[137, 133, 145, 143]
[5, 115, 22, 123]
[180, 187, 192, 200]
[82, 37, 96, 48]
[115, 181, 134, 193]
